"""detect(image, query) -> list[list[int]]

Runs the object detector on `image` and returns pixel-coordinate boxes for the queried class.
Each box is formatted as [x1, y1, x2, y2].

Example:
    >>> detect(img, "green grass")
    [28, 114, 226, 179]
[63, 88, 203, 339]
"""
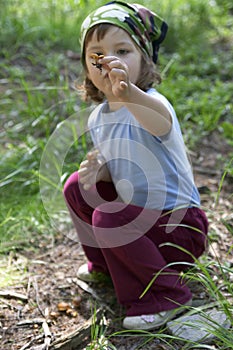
[107, 253, 233, 349]
[0, 0, 233, 347]
[0, 0, 232, 268]
[0, 0, 232, 258]
[0, 252, 28, 287]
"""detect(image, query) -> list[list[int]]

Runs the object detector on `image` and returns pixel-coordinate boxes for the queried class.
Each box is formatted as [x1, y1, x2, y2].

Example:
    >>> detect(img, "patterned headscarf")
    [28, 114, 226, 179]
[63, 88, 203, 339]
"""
[80, 1, 168, 64]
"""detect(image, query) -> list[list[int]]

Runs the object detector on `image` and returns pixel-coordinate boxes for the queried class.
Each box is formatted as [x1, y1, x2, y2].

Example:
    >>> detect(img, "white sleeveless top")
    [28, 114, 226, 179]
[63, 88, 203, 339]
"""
[88, 88, 200, 210]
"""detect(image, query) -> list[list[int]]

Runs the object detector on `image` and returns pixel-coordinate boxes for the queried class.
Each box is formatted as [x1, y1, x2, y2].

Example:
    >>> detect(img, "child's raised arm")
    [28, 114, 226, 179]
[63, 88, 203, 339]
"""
[123, 83, 172, 137]
[100, 55, 172, 137]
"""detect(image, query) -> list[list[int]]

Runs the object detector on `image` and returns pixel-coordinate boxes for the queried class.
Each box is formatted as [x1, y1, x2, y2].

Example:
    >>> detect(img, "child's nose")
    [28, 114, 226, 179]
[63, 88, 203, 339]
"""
[104, 50, 115, 57]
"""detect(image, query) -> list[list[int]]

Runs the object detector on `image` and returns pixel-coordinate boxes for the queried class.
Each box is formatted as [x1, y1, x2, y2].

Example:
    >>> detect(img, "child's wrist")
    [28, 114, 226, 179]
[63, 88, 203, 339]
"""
[116, 81, 132, 103]
[117, 81, 134, 103]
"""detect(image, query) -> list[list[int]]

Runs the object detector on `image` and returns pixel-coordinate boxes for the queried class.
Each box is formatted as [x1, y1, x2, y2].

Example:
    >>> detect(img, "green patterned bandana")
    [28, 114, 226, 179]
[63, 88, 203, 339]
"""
[80, 1, 168, 64]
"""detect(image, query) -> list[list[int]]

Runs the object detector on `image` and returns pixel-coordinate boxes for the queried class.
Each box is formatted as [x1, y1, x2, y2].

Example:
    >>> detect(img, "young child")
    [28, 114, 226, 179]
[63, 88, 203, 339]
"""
[64, 1, 209, 330]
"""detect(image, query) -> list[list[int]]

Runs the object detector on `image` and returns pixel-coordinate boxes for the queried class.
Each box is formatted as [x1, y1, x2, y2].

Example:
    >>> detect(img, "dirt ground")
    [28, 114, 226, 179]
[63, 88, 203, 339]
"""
[0, 132, 232, 350]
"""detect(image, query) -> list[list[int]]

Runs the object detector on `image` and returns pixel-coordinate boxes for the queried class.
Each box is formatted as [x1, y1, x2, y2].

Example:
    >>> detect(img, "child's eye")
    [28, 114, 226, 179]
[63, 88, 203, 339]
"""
[117, 49, 129, 55]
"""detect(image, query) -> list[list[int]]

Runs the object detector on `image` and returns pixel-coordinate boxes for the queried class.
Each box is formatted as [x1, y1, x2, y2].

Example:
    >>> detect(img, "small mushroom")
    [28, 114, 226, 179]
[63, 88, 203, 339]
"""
[66, 308, 78, 317]
[72, 295, 82, 308]
[57, 301, 70, 312]
[90, 53, 105, 73]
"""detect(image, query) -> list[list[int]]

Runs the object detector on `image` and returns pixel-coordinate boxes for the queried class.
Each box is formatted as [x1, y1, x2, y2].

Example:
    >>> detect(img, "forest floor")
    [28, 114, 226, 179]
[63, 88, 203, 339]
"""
[0, 130, 232, 350]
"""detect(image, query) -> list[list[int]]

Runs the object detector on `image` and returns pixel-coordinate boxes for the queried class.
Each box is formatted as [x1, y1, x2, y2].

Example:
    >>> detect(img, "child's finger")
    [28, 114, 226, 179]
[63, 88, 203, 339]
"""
[109, 67, 127, 81]
[79, 170, 96, 185]
[79, 176, 92, 187]
[87, 149, 99, 161]
[78, 167, 89, 176]
[79, 159, 89, 168]
[99, 56, 120, 64]
[120, 81, 128, 89]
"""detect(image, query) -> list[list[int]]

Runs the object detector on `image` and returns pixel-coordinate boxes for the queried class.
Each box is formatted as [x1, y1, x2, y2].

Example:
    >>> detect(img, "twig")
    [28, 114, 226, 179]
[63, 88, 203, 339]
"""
[74, 279, 100, 300]
[0, 297, 23, 314]
[32, 277, 45, 317]
[17, 318, 48, 327]
[73, 278, 115, 315]
[0, 290, 28, 301]
[193, 166, 220, 176]
[27, 276, 32, 295]
[18, 320, 52, 350]
[42, 320, 52, 350]
[18, 335, 44, 350]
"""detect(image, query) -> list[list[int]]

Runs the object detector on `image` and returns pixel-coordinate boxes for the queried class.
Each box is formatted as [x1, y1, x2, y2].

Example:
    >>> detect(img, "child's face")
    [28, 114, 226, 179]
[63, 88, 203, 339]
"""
[85, 26, 142, 100]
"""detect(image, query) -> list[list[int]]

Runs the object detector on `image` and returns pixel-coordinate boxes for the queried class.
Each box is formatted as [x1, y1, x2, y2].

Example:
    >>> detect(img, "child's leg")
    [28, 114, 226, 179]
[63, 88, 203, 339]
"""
[63, 171, 117, 274]
[92, 203, 208, 316]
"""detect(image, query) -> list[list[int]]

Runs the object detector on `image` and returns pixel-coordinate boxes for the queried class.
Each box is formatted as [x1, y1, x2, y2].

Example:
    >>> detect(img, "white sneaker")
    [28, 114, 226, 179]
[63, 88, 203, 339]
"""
[77, 264, 111, 284]
[122, 299, 192, 330]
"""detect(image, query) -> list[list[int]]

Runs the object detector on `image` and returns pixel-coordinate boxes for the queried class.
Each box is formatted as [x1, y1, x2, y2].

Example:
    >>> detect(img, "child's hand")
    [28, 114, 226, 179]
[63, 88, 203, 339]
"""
[79, 150, 102, 190]
[100, 56, 130, 100]
[79, 150, 111, 190]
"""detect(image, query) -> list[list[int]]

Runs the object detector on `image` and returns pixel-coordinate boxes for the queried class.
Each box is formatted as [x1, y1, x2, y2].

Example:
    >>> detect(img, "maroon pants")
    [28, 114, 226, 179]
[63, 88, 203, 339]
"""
[63, 171, 208, 316]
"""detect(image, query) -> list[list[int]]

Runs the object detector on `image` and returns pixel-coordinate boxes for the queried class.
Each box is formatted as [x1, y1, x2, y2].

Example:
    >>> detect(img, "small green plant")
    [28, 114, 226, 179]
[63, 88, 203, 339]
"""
[86, 307, 117, 350]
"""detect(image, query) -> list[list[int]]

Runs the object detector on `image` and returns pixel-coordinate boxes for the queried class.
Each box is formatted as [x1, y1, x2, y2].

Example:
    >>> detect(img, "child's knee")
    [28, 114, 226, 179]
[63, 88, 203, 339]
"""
[92, 203, 113, 228]
[63, 171, 80, 199]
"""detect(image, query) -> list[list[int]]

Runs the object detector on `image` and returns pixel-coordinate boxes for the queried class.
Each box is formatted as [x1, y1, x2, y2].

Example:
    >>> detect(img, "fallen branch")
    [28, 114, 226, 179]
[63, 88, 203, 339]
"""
[0, 290, 28, 302]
